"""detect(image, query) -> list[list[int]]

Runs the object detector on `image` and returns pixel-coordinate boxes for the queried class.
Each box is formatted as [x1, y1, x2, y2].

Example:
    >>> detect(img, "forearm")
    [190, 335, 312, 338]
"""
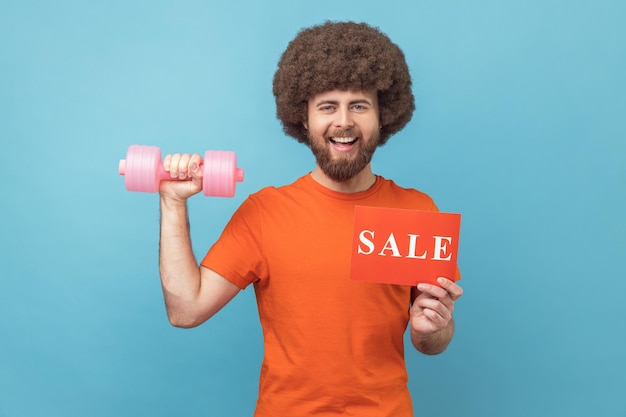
[411, 317, 455, 355]
[159, 197, 203, 326]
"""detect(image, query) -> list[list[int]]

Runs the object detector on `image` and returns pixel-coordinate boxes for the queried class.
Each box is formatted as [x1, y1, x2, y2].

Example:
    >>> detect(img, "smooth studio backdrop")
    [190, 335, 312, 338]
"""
[1, 1, 624, 416]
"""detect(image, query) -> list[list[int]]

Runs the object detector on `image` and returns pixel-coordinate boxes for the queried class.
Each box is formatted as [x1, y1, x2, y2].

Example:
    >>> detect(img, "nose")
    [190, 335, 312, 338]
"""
[334, 107, 354, 129]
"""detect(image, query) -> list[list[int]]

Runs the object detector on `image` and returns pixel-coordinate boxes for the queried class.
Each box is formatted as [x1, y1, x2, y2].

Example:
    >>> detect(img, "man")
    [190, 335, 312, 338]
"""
[158, 21, 463, 416]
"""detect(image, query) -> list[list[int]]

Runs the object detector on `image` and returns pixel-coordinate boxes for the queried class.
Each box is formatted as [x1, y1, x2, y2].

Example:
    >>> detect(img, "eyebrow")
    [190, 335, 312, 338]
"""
[314, 98, 373, 107]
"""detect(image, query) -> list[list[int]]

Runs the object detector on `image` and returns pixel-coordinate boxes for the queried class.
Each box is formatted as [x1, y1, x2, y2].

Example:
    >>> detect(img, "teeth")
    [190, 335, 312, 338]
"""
[331, 137, 357, 144]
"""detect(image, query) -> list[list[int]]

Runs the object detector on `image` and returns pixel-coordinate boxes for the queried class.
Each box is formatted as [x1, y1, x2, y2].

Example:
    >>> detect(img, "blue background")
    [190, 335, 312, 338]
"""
[1, 1, 624, 416]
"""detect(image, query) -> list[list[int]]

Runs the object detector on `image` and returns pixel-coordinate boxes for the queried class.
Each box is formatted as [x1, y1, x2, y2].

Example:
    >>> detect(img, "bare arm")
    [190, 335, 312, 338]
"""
[410, 277, 463, 355]
[158, 153, 240, 328]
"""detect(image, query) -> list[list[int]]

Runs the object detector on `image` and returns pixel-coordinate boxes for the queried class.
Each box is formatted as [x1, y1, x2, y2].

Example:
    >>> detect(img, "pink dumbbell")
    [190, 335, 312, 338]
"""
[119, 145, 244, 197]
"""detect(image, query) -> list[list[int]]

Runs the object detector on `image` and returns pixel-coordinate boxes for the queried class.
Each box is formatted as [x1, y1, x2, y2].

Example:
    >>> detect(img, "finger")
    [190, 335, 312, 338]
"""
[189, 154, 203, 188]
[417, 283, 449, 301]
[422, 307, 449, 327]
[437, 277, 464, 302]
[417, 283, 454, 311]
[189, 154, 203, 178]
[163, 154, 172, 171]
[169, 153, 181, 178]
[178, 153, 192, 179]
[411, 304, 449, 334]
[414, 296, 453, 320]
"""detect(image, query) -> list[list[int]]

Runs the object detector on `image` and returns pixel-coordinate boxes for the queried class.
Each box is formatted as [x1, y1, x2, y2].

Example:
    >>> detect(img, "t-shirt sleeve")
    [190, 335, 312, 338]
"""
[201, 197, 268, 289]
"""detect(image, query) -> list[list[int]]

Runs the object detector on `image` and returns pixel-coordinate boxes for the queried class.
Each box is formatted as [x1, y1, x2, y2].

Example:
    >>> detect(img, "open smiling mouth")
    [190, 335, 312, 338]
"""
[329, 137, 358, 145]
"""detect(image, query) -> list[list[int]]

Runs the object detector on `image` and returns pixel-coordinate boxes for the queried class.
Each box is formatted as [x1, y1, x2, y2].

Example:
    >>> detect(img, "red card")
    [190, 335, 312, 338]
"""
[350, 206, 461, 286]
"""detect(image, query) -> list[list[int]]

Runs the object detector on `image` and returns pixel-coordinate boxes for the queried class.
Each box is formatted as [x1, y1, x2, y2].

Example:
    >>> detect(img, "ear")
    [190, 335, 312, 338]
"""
[303, 120, 308, 130]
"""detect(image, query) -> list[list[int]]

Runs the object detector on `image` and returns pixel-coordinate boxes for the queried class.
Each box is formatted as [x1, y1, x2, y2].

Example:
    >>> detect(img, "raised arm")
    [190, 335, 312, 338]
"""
[158, 153, 240, 328]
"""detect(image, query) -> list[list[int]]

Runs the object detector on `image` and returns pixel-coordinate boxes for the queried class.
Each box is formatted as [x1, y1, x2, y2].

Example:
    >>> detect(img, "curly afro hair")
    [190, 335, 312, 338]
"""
[273, 21, 415, 146]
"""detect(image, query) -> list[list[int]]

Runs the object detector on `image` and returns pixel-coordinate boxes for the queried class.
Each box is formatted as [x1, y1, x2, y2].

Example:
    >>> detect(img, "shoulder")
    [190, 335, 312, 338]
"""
[239, 176, 309, 214]
[248, 175, 310, 201]
[376, 176, 437, 211]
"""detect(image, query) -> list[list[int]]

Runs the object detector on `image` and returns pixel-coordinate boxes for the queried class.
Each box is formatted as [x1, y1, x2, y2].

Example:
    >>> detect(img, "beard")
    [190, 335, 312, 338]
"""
[308, 128, 380, 182]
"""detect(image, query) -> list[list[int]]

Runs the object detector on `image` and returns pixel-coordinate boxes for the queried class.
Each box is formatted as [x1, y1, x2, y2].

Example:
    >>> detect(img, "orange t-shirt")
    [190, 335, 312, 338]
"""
[202, 174, 440, 417]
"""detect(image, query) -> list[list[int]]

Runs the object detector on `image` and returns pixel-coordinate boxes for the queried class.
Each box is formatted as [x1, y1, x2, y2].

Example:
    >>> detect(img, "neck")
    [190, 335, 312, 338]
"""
[310, 164, 377, 193]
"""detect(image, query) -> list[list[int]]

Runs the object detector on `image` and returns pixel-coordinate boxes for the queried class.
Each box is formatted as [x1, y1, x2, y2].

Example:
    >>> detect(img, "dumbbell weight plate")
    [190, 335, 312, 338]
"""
[124, 145, 162, 193]
[203, 150, 238, 197]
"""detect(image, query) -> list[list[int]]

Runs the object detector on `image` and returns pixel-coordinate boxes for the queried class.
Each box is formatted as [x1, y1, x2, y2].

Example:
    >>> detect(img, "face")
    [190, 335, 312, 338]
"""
[304, 89, 380, 182]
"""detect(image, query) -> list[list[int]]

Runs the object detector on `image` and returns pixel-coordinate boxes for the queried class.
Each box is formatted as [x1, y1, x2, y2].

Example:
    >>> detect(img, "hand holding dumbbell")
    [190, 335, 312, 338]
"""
[119, 145, 244, 197]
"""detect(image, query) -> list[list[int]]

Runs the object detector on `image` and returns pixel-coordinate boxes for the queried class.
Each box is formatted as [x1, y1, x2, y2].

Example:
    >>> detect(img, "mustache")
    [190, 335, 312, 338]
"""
[329, 129, 356, 138]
